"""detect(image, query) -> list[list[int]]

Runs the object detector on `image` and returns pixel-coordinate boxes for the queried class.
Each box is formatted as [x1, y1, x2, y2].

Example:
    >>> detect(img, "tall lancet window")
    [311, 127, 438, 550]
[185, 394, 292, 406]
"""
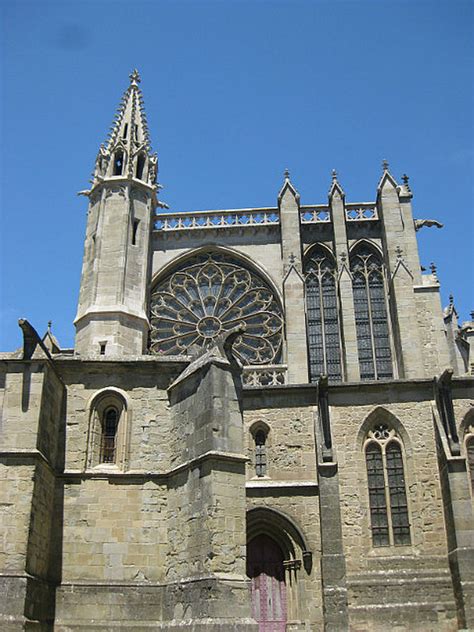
[350, 244, 393, 380]
[100, 407, 119, 463]
[304, 246, 342, 383]
[365, 424, 410, 547]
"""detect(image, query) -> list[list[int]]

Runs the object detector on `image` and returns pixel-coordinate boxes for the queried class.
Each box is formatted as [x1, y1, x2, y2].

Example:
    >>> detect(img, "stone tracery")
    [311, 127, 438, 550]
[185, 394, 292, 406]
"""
[149, 252, 283, 365]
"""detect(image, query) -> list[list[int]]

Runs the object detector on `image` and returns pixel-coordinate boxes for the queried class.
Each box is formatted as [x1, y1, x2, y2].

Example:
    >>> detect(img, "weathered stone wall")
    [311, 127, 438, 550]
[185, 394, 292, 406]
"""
[58, 360, 178, 472]
[415, 283, 452, 377]
[244, 406, 316, 482]
[0, 461, 35, 573]
[60, 478, 167, 582]
[331, 383, 459, 630]
[0, 360, 64, 631]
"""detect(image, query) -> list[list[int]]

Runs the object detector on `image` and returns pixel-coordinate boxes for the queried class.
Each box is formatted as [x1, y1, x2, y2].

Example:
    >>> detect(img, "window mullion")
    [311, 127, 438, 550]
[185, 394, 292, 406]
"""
[382, 444, 394, 546]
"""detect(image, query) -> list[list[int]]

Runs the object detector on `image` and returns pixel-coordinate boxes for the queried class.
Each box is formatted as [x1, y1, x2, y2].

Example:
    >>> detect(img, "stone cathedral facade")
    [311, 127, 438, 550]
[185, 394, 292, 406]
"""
[1, 71, 473, 632]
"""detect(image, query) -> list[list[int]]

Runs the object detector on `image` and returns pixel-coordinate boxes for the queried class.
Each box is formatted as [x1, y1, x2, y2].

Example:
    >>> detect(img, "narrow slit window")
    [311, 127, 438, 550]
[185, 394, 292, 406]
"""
[91, 234, 96, 260]
[100, 407, 118, 463]
[136, 154, 146, 180]
[255, 430, 267, 477]
[113, 150, 124, 175]
[123, 123, 128, 139]
[132, 219, 140, 245]
[99, 342, 107, 355]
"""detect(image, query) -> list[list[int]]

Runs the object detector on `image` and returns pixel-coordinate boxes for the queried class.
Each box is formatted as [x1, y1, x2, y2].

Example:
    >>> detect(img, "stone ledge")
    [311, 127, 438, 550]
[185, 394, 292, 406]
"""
[62, 450, 249, 482]
[349, 600, 454, 611]
[54, 621, 258, 632]
[245, 479, 318, 489]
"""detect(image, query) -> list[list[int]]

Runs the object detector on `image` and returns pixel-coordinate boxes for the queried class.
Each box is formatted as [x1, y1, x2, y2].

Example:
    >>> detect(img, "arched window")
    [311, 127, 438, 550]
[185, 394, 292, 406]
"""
[304, 246, 342, 383]
[100, 407, 119, 463]
[87, 391, 128, 470]
[113, 149, 125, 175]
[350, 244, 393, 380]
[364, 424, 410, 546]
[149, 252, 284, 365]
[255, 429, 267, 477]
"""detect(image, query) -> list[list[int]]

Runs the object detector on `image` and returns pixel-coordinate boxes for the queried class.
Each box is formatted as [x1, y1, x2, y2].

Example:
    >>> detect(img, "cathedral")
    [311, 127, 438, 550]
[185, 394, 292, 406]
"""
[1, 70, 473, 632]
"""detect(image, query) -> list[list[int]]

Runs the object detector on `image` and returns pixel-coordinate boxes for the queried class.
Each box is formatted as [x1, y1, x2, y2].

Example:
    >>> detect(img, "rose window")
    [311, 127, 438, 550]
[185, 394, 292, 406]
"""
[149, 253, 283, 364]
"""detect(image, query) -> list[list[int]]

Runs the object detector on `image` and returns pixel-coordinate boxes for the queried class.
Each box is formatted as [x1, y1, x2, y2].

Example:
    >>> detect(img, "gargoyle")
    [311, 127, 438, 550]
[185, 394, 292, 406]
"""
[414, 219, 444, 231]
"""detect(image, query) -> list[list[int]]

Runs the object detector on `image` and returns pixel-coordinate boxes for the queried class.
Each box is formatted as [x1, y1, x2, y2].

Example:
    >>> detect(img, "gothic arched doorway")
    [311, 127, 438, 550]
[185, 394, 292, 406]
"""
[247, 534, 287, 631]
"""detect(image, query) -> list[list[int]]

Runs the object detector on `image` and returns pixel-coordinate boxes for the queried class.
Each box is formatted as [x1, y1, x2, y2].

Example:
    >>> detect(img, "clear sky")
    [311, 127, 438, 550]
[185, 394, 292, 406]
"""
[1, 0, 473, 351]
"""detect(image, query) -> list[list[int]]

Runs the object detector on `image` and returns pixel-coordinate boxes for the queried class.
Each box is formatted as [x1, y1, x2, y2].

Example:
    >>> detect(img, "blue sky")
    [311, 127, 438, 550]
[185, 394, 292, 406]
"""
[1, 0, 473, 351]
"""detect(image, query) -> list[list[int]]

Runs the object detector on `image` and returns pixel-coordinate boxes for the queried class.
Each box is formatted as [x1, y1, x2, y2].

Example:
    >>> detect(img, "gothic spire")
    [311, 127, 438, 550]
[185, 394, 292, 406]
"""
[105, 70, 151, 153]
[92, 70, 158, 187]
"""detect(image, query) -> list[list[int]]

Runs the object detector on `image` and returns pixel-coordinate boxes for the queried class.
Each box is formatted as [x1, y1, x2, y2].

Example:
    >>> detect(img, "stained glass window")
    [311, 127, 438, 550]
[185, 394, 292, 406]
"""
[100, 407, 118, 463]
[366, 443, 389, 546]
[386, 442, 411, 545]
[149, 253, 283, 365]
[350, 245, 393, 380]
[365, 424, 410, 547]
[304, 247, 342, 383]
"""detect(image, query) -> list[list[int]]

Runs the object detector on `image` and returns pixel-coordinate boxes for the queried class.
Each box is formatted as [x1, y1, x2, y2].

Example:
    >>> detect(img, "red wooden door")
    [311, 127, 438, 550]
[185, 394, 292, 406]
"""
[247, 534, 287, 632]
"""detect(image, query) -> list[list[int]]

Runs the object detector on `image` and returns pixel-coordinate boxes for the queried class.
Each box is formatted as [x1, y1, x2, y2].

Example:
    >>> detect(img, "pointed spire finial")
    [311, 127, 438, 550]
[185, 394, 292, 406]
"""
[470, 310, 474, 321]
[332, 169, 338, 181]
[47, 320, 52, 333]
[449, 294, 454, 306]
[129, 69, 141, 86]
[430, 262, 437, 277]
[289, 252, 296, 265]
[382, 159, 389, 172]
[396, 246, 403, 260]
[284, 168, 290, 180]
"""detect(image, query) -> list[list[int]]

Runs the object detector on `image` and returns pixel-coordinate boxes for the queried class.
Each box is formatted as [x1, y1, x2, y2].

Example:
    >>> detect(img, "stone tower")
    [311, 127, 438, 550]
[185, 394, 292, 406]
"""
[74, 70, 159, 357]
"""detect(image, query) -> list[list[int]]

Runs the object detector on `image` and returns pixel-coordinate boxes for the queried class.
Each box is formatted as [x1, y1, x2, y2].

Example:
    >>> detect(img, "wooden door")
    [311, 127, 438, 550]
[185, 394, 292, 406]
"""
[247, 534, 287, 632]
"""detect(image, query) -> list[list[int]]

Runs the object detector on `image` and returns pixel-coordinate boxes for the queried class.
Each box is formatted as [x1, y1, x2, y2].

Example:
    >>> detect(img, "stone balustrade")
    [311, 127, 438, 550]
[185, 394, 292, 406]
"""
[155, 207, 280, 231]
[154, 202, 379, 233]
[300, 205, 331, 223]
[242, 364, 287, 387]
[345, 203, 378, 221]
